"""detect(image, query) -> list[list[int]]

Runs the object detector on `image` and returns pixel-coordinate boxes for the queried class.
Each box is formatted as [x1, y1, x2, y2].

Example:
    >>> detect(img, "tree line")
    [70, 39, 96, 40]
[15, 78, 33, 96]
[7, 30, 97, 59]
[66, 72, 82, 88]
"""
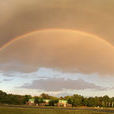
[0, 90, 114, 107]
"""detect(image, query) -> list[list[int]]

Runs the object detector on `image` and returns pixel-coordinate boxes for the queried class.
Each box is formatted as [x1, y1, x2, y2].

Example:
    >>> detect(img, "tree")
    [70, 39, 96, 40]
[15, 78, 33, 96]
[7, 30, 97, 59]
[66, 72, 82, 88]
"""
[34, 96, 44, 104]
[102, 95, 109, 107]
[49, 98, 58, 106]
[82, 97, 88, 106]
[68, 94, 83, 107]
[87, 97, 96, 107]
[40, 93, 51, 99]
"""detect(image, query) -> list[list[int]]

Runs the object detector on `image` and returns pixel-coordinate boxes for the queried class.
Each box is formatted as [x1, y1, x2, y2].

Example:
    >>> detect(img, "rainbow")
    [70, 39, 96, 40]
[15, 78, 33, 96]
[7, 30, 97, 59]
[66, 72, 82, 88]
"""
[0, 29, 113, 52]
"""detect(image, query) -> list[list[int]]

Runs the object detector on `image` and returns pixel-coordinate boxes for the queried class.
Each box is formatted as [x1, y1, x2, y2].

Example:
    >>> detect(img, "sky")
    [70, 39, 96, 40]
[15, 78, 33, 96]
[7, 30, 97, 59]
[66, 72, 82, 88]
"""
[0, 0, 114, 97]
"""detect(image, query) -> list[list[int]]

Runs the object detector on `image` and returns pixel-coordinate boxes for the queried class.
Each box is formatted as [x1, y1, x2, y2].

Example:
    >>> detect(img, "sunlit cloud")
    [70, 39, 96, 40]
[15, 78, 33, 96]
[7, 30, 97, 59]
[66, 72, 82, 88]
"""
[0, 30, 114, 75]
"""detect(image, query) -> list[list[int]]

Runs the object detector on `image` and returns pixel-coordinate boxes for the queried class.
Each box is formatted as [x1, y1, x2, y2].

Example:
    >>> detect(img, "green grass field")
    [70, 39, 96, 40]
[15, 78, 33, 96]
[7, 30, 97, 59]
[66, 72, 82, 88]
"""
[0, 106, 113, 114]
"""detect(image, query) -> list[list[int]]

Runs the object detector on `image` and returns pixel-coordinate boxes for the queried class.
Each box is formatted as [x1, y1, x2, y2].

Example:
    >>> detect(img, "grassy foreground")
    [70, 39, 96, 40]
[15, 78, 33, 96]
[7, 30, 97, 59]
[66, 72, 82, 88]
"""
[0, 106, 112, 114]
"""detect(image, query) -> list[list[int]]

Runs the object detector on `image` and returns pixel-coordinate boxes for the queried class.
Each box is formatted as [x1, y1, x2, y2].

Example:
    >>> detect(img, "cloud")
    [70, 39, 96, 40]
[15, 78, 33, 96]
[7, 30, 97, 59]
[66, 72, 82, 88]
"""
[21, 78, 105, 91]
[0, 0, 114, 47]
[3, 79, 13, 81]
[0, 1, 114, 76]
[0, 30, 114, 75]
[0, 62, 37, 74]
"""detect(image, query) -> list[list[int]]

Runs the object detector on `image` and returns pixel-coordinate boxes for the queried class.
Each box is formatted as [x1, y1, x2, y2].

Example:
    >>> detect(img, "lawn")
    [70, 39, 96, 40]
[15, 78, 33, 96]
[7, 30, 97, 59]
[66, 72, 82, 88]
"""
[0, 106, 112, 114]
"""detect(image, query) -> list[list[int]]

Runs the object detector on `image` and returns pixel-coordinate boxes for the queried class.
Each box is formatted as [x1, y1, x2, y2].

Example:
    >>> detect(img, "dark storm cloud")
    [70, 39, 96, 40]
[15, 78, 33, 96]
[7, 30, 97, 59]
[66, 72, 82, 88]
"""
[0, 0, 114, 47]
[21, 78, 105, 91]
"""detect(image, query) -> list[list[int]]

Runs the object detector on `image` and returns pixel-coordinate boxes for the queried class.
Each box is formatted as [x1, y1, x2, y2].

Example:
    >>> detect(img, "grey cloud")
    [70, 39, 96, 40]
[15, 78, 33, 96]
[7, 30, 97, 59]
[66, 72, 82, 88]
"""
[3, 79, 12, 81]
[0, 62, 37, 74]
[21, 78, 105, 91]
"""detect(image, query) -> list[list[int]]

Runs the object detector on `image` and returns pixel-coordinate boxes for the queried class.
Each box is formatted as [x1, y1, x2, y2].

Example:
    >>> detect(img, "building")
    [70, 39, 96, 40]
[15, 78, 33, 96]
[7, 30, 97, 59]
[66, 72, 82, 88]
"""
[57, 100, 67, 107]
[27, 98, 72, 107]
[27, 98, 35, 105]
[43, 99, 50, 105]
[57, 100, 72, 107]
[38, 99, 50, 106]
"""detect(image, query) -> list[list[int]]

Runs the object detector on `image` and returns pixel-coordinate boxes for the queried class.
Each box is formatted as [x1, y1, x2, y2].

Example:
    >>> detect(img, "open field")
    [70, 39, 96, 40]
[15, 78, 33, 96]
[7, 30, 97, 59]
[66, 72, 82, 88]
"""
[0, 106, 114, 114]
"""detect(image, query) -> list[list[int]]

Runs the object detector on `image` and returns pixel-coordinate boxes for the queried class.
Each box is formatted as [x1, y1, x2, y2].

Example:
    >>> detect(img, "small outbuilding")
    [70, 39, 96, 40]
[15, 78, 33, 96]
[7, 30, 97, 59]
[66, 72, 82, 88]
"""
[27, 98, 35, 105]
[57, 100, 67, 107]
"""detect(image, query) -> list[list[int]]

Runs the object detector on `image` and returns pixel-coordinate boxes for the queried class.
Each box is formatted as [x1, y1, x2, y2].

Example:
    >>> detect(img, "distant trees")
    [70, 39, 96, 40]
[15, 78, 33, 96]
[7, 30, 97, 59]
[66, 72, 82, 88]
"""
[0, 90, 114, 107]
[66, 94, 114, 107]
[0, 90, 31, 105]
